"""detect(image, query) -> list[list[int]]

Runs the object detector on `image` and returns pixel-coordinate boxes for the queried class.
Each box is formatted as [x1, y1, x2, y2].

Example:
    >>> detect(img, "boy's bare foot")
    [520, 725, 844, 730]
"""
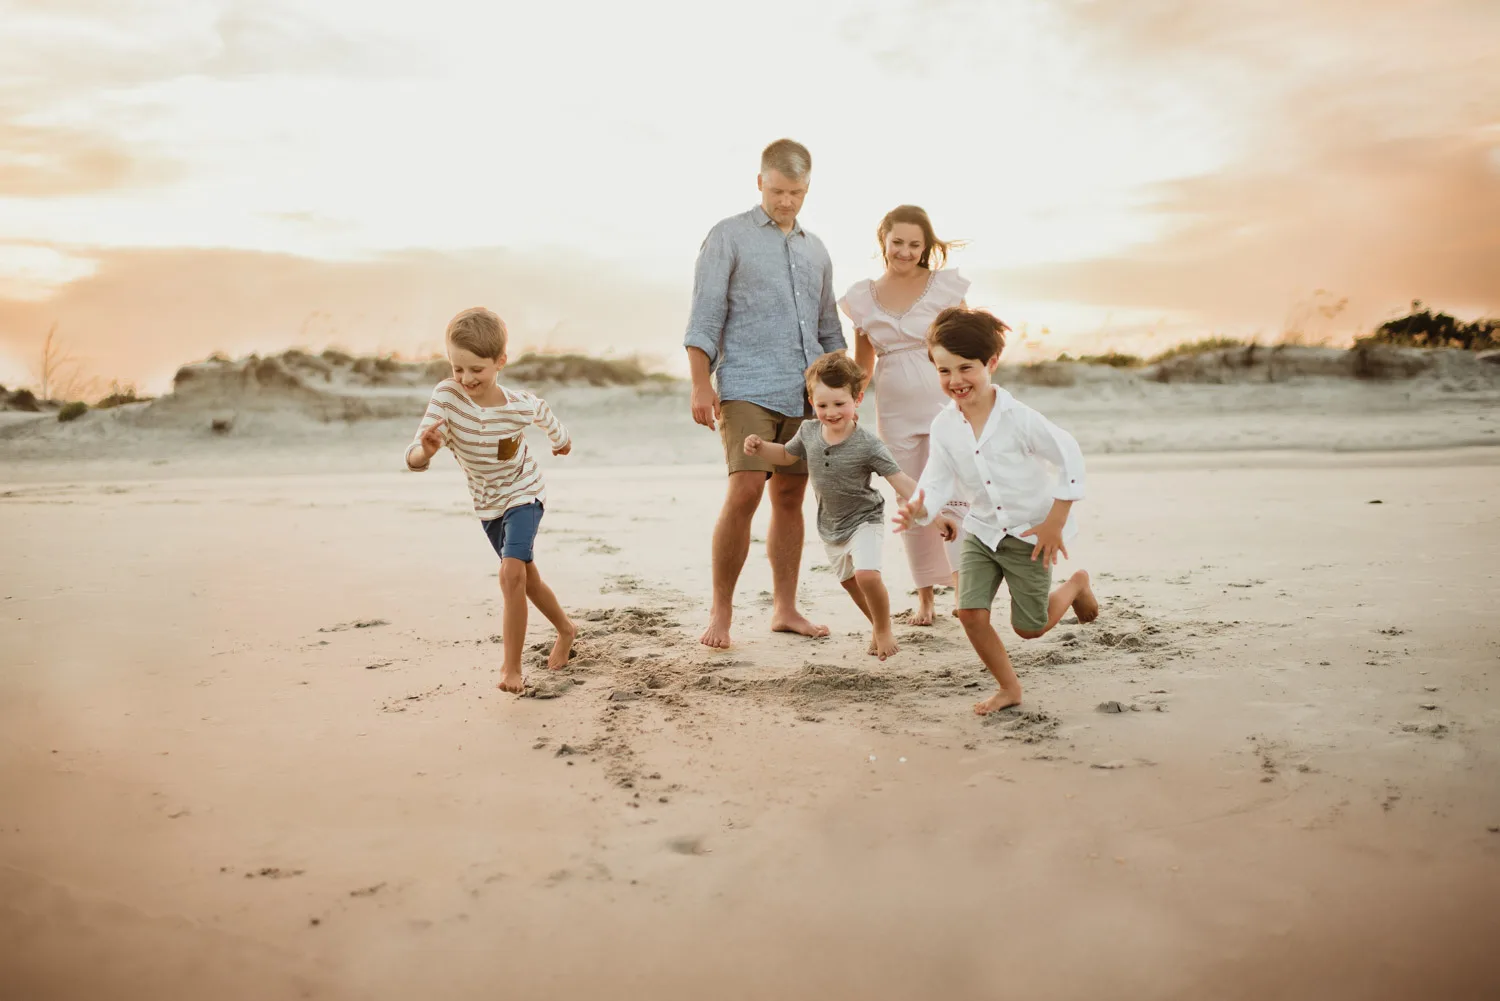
[699, 609, 732, 649]
[1070, 571, 1099, 623]
[547, 621, 576, 670]
[973, 689, 1022, 715]
[498, 667, 525, 694]
[771, 610, 830, 639]
[868, 630, 900, 661]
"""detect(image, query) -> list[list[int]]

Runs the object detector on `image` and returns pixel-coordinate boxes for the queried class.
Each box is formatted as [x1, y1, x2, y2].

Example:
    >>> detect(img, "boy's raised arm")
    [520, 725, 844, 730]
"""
[909, 438, 959, 527]
[532, 395, 572, 456]
[1021, 408, 1086, 501]
[744, 434, 800, 466]
[406, 388, 449, 471]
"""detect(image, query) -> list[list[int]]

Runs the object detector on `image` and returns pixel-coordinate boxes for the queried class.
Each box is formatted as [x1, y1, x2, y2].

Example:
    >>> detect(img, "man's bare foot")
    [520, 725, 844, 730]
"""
[699, 610, 733, 649]
[498, 667, 525, 694]
[909, 598, 935, 627]
[973, 689, 1022, 715]
[868, 630, 899, 661]
[771, 610, 830, 638]
[1070, 571, 1099, 623]
[546, 621, 576, 670]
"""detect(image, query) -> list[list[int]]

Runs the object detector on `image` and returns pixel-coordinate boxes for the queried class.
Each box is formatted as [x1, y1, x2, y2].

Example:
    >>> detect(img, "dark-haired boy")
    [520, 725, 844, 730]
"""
[893, 308, 1099, 715]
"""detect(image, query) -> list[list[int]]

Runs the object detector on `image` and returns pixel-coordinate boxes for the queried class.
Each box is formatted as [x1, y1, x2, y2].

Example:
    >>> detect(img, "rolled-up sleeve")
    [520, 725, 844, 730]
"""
[1023, 409, 1087, 501]
[816, 248, 845, 354]
[683, 224, 734, 367]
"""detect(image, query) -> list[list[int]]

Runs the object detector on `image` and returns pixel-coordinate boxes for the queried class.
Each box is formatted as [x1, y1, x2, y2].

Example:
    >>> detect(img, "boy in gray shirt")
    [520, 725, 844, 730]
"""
[745, 353, 957, 660]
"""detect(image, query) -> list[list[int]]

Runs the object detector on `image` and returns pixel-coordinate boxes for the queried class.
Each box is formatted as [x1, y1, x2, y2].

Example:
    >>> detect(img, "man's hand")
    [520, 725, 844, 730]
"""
[892, 488, 929, 534]
[935, 515, 959, 542]
[690, 381, 721, 430]
[552, 440, 572, 456]
[743, 434, 764, 456]
[1020, 519, 1068, 566]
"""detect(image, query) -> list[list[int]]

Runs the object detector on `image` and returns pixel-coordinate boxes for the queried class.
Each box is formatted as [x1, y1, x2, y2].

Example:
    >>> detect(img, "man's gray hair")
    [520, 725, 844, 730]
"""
[760, 138, 811, 180]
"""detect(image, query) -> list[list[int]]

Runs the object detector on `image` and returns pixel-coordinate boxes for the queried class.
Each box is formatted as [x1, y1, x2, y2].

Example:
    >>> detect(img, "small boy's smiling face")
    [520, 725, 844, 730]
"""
[810, 379, 860, 430]
[930, 344, 998, 406]
[449, 343, 505, 395]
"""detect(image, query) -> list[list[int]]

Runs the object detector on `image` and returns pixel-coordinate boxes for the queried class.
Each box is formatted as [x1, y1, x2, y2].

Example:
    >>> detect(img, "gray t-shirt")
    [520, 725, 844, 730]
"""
[786, 422, 902, 544]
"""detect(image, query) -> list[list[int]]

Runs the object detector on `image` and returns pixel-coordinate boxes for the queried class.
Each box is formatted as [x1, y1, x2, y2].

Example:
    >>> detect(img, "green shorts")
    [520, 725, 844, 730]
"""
[956, 534, 1052, 633]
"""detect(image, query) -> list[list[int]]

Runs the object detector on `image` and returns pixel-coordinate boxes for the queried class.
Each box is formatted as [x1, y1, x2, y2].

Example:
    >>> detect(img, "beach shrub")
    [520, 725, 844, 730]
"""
[1148, 337, 1244, 364]
[321, 348, 355, 366]
[505, 352, 657, 387]
[1356, 301, 1498, 352]
[1076, 351, 1143, 368]
[6, 388, 40, 412]
[57, 401, 88, 422]
[95, 381, 151, 409]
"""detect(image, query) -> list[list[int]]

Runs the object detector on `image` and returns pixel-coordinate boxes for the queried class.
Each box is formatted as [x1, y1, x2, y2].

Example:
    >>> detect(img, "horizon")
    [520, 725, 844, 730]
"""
[2, 0, 1496, 394]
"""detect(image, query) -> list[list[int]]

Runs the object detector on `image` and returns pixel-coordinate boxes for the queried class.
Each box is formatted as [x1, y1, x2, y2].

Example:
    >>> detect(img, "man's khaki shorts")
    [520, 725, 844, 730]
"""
[956, 534, 1052, 633]
[720, 400, 808, 476]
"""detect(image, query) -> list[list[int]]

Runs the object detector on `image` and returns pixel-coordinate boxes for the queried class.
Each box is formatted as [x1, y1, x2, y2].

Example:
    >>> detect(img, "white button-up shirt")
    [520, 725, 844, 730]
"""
[913, 387, 1087, 551]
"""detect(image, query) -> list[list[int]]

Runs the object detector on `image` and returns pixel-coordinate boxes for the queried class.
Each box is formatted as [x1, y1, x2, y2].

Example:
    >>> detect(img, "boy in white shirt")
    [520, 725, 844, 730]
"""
[893, 308, 1099, 715]
[405, 307, 575, 695]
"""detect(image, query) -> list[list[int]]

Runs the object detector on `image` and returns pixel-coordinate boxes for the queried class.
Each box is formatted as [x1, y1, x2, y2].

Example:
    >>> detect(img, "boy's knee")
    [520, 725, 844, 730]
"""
[499, 560, 528, 590]
[853, 570, 883, 589]
[955, 608, 989, 629]
[1013, 626, 1045, 640]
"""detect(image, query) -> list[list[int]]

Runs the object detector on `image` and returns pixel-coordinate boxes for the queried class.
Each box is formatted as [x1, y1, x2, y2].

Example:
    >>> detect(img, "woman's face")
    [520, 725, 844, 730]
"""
[882, 222, 926, 277]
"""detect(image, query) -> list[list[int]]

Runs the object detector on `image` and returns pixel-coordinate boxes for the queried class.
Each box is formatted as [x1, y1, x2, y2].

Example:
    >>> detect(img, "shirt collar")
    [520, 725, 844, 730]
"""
[751, 204, 803, 236]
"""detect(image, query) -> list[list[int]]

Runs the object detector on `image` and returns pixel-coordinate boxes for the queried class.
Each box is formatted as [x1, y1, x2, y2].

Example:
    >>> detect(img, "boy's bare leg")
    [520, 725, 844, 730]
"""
[1015, 570, 1097, 639]
[912, 586, 936, 626]
[855, 570, 898, 661]
[498, 559, 528, 693]
[951, 571, 962, 618]
[525, 562, 576, 670]
[841, 577, 874, 622]
[955, 607, 1022, 714]
[701, 471, 766, 649]
[766, 471, 828, 638]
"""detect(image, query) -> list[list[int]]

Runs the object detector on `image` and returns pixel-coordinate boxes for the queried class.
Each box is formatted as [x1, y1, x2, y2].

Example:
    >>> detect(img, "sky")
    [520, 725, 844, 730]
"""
[1, 0, 1496, 394]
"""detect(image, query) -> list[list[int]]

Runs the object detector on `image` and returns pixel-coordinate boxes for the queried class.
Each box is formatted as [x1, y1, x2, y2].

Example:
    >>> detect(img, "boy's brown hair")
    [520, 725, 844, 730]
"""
[804, 352, 866, 395]
[927, 307, 1010, 363]
[446, 307, 507, 360]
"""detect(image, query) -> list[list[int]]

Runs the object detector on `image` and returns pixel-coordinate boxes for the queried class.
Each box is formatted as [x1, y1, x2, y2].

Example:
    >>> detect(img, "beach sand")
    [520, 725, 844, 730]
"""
[3, 427, 1498, 998]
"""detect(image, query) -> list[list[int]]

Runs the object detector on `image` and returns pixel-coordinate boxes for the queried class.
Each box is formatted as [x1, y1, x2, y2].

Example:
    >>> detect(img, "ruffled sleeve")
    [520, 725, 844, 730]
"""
[837, 279, 875, 330]
[931, 269, 970, 308]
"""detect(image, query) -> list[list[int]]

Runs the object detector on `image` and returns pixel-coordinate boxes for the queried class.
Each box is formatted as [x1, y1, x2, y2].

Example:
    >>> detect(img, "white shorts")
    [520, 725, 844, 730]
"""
[823, 521, 883, 582]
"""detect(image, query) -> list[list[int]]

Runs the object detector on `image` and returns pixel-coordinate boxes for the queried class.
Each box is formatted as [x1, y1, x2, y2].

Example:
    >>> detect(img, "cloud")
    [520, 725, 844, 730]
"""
[0, 246, 690, 393]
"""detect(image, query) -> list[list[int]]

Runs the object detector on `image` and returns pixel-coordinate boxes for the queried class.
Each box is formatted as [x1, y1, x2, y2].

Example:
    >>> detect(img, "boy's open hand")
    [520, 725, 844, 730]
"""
[935, 515, 959, 542]
[743, 434, 764, 456]
[892, 489, 929, 534]
[552, 441, 572, 456]
[418, 419, 446, 458]
[1020, 519, 1068, 566]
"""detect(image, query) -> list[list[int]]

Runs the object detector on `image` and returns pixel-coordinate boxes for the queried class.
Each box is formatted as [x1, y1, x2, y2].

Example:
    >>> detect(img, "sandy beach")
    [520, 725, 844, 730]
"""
[3, 362, 1500, 999]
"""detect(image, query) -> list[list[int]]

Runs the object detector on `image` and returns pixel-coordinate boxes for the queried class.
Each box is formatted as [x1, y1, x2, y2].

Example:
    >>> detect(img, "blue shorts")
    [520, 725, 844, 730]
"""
[481, 500, 544, 563]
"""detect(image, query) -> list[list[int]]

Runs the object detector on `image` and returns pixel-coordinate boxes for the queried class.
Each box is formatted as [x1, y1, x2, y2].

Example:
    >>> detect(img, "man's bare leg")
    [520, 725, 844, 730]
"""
[765, 471, 828, 638]
[700, 471, 766, 648]
[855, 569, 898, 661]
[498, 559, 528, 693]
[525, 562, 576, 670]
[955, 607, 1022, 714]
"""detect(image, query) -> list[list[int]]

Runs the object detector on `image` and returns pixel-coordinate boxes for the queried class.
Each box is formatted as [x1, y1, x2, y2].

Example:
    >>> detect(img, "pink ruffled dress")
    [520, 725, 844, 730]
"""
[839, 269, 970, 588]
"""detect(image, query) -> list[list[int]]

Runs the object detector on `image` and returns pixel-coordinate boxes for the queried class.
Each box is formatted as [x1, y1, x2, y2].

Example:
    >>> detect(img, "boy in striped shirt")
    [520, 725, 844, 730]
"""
[405, 307, 575, 694]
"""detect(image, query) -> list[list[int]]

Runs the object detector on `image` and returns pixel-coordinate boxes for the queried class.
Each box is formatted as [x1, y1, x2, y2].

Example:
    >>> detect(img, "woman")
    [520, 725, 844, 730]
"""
[839, 205, 969, 625]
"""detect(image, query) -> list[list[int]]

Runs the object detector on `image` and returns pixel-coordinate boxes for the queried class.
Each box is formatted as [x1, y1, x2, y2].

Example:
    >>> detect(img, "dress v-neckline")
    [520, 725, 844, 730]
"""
[870, 270, 936, 320]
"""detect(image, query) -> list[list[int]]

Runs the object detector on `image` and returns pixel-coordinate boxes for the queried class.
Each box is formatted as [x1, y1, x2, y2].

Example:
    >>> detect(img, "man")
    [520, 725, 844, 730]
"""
[684, 138, 846, 648]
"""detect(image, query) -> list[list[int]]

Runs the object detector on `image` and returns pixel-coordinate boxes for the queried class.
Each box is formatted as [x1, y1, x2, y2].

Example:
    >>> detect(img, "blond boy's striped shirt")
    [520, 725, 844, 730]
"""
[407, 380, 570, 519]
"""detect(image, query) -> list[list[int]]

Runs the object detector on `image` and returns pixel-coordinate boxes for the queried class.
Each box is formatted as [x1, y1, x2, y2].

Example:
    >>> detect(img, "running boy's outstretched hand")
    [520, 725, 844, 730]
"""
[1020, 515, 1069, 566]
[553, 440, 571, 456]
[418, 419, 446, 459]
[892, 489, 928, 534]
[743, 433, 765, 455]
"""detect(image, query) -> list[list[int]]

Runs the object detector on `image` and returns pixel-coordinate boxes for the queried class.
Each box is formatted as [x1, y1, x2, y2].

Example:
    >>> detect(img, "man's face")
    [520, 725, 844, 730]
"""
[757, 169, 808, 229]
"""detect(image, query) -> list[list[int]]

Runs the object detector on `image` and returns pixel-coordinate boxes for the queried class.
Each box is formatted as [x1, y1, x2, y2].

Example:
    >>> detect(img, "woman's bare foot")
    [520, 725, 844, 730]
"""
[1070, 571, 1099, 623]
[498, 667, 525, 694]
[868, 630, 900, 661]
[973, 689, 1022, 715]
[771, 610, 830, 639]
[546, 621, 576, 670]
[910, 589, 936, 627]
[699, 608, 732, 649]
